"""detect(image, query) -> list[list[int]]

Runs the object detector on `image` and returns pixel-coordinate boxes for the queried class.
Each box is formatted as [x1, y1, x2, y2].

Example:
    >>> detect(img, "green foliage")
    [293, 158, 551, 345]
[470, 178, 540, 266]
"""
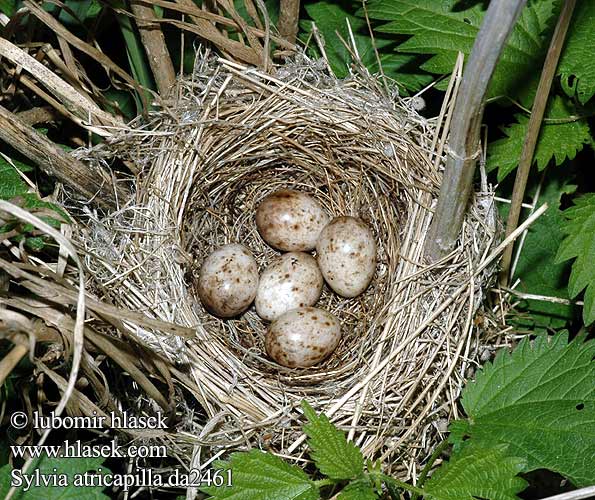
[301, 1, 432, 93]
[0, 0, 16, 16]
[58, 0, 102, 25]
[423, 444, 527, 500]
[0, 156, 68, 250]
[301, 400, 364, 480]
[0, 456, 109, 499]
[366, 0, 556, 100]
[508, 174, 577, 330]
[336, 478, 378, 500]
[0, 158, 32, 199]
[200, 449, 319, 500]
[486, 96, 591, 180]
[451, 333, 595, 487]
[556, 194, 595, 324]
[558, 1, 595, 104]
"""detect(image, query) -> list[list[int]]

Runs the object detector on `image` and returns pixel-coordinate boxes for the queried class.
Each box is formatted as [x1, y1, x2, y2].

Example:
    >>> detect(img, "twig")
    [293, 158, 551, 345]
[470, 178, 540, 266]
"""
[537, 486, 595, 500]
[277, 0, 300, 45]
[0, 38, 122, 135]
[424, 0, 527, 262]
[0, 344, 29, 387]
[498, 286, 583, 306]
[22, 0, 150, 114]
[0, 105, 128, 210]
[175, 0, 261, 65]
[499, 0, 576, 285]
[130, 0, 176, 97]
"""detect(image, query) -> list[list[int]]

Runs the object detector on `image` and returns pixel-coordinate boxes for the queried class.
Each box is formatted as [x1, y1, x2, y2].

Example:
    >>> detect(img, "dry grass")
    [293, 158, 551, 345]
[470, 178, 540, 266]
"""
[66, 50, 504, 479]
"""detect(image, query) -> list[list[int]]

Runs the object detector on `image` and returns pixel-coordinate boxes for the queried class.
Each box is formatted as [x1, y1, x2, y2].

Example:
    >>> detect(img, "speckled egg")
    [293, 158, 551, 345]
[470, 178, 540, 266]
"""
[196, 244, 259, 318]
[255, 189, 330, 251]
[316, 216, 376, 298]
[265, 307, 341, 368]
[255, 252, 323, 321]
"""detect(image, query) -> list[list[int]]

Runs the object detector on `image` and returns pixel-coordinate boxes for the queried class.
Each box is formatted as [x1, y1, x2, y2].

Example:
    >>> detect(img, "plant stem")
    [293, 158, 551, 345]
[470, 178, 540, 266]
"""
[411, 439, 450, 500]
[278, 0, 300, 45]
[375, 473, 424, 496]
[498, 0, 577, 285]
[424, 0, 527, 262]
[130, 0, 176, 97]
[314, 478, 336, 488]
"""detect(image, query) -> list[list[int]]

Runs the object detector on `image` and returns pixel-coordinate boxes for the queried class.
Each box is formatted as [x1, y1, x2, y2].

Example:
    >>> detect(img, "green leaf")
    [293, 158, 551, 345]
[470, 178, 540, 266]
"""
[337, 479, 378, 500]
[302, 2, 432, 93]
[0, 0, 16, 16]
[201, 449, 318, 500]
[510, 174, 578, 329]
[555, 194, 595, 324]
[301, 400, 364, 481]
[558, 1, 595, 104]
[451, 333, 595, 487]
[367, 0, 556, 100]
[0, 158, 31, 199]
[0, 456, 109, 499]
[423, 444, 527, 500]
[114, 0, 154, 113]
[486, 96, 591, 180]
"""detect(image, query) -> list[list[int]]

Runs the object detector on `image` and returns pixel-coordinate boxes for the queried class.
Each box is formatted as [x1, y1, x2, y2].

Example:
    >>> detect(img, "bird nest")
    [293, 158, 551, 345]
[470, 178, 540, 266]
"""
[73, 53, 500, 476]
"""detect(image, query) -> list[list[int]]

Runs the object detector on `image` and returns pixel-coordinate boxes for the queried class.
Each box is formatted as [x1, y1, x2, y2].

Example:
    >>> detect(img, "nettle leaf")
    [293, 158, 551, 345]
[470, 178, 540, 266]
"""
[451, 333, 595, 487]
[302, 1, 432, 92]
[337, 478, 378, 500]
[367, 0, 556, 99]
[487, 96, 590, 181]
[509, 174, 578, 329]
[0, 456, 109, 499]
[558, 1, 595, 104]
[555, 194, 595, 324]
[201, 449, 318, 500]
[301, 401, 364, 481]
[423, 444, 527, 500]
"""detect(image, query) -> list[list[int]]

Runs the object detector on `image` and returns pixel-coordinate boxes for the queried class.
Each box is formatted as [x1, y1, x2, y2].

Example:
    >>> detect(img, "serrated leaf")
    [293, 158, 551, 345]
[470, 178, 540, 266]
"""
[555, 194, 595, 324]
[366, 0, 556, 100]
[201, 449, 318, 500]
[302, 2, 432, 92]
[486, 96, 590, 180]
[0, 456, 109, 499]
[509, 174, 578, 328]
[452, 333, 595, 487]
[301, 400, 364, 481]
[558, 1, 595, 104]
[337, 479, 378, 500]
[424, 444, 527, 500]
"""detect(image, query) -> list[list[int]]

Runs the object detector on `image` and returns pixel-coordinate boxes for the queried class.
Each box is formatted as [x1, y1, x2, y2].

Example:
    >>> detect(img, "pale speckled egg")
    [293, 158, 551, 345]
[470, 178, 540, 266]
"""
[255, 252, 323, 321]
[316, 216, 376, 298]
[265, 307, 341, 368]
[196, 244, 259, 318]
[256, 190, 330, 251]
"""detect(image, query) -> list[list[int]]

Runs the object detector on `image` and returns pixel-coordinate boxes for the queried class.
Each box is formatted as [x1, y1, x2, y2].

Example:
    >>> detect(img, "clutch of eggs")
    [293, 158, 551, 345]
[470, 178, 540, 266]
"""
[195, 189, 377, 368]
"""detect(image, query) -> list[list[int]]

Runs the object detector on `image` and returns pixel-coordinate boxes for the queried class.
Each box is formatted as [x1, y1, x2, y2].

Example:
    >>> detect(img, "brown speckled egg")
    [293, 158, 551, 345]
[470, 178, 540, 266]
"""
[316, 216, 376, 298]
[265, 307, 341, 368]
[196, 244, 258, 318]
[256, 189, 329, 251]
[256, 252, 323, 321]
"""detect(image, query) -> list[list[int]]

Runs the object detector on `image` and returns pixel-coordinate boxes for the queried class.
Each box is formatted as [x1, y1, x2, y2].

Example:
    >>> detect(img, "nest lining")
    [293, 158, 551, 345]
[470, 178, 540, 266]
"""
[73, 53, 499, 476]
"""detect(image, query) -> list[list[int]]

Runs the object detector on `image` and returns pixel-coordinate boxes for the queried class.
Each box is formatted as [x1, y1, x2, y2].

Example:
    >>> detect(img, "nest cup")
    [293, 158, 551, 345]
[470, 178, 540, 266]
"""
[76, 54, 499, 475]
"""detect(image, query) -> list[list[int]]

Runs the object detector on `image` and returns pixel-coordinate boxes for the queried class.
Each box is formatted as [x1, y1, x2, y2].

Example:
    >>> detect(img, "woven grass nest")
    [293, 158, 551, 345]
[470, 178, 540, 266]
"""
[75, 53, 500, 475]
